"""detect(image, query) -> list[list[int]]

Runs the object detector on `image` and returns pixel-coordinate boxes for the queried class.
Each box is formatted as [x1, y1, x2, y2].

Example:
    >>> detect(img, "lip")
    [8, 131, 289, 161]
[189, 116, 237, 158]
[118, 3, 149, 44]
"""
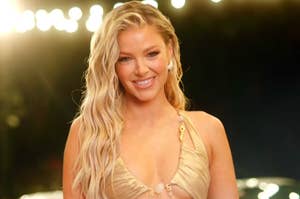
[133, 77, 155, 89]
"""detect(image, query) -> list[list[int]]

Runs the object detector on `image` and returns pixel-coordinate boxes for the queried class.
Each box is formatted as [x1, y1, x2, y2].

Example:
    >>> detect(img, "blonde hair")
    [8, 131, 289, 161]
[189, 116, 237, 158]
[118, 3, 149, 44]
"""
[73, 1, 187, 198]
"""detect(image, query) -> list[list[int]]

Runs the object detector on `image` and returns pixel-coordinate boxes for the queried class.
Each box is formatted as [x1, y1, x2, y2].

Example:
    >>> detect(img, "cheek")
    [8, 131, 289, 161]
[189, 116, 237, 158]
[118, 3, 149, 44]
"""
[150, 58, 168, 72]
[116, 66, 127, 84]
[116, 64, 134, 84]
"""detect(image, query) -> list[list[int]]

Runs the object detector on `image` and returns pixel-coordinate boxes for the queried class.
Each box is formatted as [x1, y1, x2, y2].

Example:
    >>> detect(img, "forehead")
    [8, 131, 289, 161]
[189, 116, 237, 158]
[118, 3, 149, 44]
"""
[117, 25, 166, 50]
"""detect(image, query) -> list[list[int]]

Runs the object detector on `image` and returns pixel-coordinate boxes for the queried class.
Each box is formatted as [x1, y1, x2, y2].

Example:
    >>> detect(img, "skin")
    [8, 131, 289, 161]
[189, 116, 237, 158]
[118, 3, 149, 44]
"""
[63, 24, 239, 199]
[116, 25, 172, 103]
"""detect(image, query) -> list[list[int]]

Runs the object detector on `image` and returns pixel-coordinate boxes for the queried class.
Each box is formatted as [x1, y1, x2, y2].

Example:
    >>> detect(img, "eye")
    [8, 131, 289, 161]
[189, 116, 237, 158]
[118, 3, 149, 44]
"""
[147, 51, 160, 57]
[118, 56, 131, 63]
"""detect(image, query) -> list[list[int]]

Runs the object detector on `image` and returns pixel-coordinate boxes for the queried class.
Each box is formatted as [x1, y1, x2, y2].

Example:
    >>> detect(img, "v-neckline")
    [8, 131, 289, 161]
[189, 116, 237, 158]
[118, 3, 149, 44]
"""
[116, 141, 188, 190]
[116, 112, 186, 190]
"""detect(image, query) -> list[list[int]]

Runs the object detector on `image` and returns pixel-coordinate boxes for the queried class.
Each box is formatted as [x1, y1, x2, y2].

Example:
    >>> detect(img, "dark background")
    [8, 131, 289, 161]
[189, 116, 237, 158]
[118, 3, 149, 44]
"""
[0, 0, 299, 198]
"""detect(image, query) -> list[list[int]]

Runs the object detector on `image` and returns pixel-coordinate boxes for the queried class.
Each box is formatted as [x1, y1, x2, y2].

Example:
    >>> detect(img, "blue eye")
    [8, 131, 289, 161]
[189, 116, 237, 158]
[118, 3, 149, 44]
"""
[148, 51, 160, 57]
[118, 56, 131, 63]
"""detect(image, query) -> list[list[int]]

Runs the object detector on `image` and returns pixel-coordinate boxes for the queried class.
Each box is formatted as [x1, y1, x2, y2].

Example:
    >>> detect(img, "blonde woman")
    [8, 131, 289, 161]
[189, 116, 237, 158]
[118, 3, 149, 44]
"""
[63, 1, 238, 199]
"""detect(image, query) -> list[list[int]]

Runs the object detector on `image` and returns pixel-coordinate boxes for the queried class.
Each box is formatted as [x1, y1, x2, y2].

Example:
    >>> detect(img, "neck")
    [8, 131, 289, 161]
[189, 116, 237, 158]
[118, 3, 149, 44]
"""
[122, 95, 177, 123]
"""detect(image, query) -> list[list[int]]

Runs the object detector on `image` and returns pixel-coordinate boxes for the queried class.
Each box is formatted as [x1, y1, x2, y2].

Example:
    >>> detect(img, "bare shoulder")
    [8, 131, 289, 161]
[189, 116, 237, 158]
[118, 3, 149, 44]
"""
[184, 111, 238, 198]
[63, 117, 82, 198]
[65, 117, 82, 148]
[64, 117, 82, 165]
[183, 111, 228, 160]
[184, 111, 225, 137]
[70, 117, 82, 135]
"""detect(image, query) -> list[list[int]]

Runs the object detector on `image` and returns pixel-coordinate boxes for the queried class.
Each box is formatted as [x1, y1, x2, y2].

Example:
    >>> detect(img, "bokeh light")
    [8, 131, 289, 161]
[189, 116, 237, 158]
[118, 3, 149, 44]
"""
[49, 9, 65, 31]
[89, 4, 104, 17]
[142, 0, 159, 8]
[19, 191, 63, 199]
[6, 114, 20, 128]
[0, 0, 19, 33]
[86, 4, 104, 32]
[258, 183, 279, 199]
[245, 178, 259, 188]
[85, 16, 102, 32]
[171, 0, 186, 9]
[211, 0, 223, 3]
[68, 6, 82, 21]
[113, 2, 124, 9]
[290, 192, 300, 199]
[35, 9, 51, 31]
[64, 19, 78, 33]
[15, 10, 35, 33]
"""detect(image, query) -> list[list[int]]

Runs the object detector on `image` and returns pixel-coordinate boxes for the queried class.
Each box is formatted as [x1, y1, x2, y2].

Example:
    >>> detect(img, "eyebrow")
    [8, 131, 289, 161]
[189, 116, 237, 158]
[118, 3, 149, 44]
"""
[143, 45, 160, 52]
[119, 45, 160, 55]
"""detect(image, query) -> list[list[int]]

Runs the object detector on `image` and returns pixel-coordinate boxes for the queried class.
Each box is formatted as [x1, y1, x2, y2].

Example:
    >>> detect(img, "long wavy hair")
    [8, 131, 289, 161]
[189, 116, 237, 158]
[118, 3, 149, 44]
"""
[73, 1, 187, 198]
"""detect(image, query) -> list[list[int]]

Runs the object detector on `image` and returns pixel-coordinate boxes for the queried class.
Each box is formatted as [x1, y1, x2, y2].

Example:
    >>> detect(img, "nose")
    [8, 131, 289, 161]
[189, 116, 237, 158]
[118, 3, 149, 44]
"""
[135, 59, 149, 76]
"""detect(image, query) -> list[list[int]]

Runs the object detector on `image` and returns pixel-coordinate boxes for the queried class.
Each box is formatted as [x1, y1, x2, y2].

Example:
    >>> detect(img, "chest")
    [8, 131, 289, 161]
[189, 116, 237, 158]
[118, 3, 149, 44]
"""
[113, 141, 208, 199]
[111, 117, 210, 199]
[119, 127, 181, 183]
[118, 119, 197, 184]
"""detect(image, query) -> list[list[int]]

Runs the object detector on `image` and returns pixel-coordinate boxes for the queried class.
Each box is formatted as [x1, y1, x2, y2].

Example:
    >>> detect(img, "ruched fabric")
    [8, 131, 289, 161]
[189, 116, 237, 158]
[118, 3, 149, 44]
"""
[108, 112, 210, 199]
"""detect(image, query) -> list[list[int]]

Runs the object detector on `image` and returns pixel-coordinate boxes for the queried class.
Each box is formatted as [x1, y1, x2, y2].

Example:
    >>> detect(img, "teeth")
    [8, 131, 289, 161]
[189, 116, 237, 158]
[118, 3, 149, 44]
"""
[136, 78, 152, 85]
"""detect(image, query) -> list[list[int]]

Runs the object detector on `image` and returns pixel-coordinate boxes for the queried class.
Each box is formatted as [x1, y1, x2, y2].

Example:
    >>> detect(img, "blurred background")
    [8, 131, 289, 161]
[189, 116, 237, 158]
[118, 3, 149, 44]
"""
[0, 0, 299, 198]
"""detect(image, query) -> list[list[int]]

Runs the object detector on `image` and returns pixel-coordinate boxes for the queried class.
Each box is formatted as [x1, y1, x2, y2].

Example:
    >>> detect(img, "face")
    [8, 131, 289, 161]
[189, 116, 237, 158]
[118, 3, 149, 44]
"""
[116, 25, 172, 103]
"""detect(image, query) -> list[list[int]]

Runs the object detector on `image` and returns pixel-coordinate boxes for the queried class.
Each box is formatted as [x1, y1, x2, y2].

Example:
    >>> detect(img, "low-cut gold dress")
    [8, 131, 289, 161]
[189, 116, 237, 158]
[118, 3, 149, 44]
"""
[108, 112, 210, 199]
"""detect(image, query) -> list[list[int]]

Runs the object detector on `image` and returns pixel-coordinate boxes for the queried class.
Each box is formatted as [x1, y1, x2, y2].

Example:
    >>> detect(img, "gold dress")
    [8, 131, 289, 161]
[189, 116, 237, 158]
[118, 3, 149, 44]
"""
[108, 112, 210, 199]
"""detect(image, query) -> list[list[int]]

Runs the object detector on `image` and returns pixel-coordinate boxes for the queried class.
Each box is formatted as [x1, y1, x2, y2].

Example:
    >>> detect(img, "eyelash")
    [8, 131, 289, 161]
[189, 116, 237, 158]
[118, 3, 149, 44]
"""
[118, 57, 131, 63]
[148, 51, 160, 57]
[117, 51, 160, 63]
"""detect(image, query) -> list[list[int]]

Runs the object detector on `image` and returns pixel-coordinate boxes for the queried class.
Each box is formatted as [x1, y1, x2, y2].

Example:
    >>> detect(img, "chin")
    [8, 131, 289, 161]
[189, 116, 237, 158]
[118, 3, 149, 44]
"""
[134, 94, 158, 103]
[126, 89, 163, 103]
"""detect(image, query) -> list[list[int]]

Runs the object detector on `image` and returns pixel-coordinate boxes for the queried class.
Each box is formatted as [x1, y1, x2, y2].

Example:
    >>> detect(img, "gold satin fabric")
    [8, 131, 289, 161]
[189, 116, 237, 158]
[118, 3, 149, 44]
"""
[108, 112, 210, 199]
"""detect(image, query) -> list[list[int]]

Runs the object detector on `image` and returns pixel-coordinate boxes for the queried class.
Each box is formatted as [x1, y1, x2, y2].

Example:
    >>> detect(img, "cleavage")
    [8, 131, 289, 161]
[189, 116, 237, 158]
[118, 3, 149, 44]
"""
[119, 127, 182, 187]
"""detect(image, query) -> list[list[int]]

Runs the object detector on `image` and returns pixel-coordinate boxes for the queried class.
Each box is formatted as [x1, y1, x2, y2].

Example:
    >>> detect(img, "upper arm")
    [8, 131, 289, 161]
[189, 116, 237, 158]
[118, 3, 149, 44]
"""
[63, 118, 83, 199]
[205, 114, 239, 199]
[189, 112, 239, 199]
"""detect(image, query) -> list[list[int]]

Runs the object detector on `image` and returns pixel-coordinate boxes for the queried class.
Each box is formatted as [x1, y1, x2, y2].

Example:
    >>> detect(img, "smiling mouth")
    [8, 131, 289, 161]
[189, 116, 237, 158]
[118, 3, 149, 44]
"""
[133, 77, 155, 88]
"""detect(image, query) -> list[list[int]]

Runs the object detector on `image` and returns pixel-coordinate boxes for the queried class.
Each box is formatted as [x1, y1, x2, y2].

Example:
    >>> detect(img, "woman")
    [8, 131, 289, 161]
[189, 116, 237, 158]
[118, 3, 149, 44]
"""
[63, 1, 239, 199]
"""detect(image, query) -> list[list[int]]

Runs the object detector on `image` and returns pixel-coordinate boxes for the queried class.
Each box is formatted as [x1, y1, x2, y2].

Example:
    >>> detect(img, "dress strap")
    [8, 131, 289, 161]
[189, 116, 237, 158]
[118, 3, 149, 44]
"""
[178, 111, 207, 153]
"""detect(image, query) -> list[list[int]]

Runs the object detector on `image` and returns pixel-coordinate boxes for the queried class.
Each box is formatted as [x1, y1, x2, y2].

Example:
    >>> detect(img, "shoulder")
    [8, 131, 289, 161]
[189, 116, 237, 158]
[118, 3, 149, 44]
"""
[183, 111, 228, 161]
[63, 117, 82, 198]
[184, 111, 225, 136]
[64, 117, 82, 159]
[183, 111, 238, 198]
[67, 117, 82, 144]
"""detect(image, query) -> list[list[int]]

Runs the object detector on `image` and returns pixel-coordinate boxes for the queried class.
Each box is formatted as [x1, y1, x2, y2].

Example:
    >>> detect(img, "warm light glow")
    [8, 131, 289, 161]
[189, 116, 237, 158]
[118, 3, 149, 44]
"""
[89, 4, 104, 17]
[19, 191, 63, 199]
[258, 192, 270, 199]
[64, 19, 78, 33]
[113, 2, 124, 9]
[49, 9, 65, 31]
[49, 9, 64, 21]
[142, 0, 158, 8]
[211, 0, 223, 3]
[15, 10, 35, 33]
[36, 9, 48, 20]
[86, 4, 104, 32]
[290, 192, 300, 199]
[265, 183, 279, 196]
[259, 182, 268, 190]
[36, 9, 51, 31]
[171, 0, 186, 9]
[86, 16, 102, 32]
[246, 178, 258, 188]
[6, 114, 20, 128]
[0, 0, 19, 33]
[258, 183, 279, 199]
[68, 6, 82, 21]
